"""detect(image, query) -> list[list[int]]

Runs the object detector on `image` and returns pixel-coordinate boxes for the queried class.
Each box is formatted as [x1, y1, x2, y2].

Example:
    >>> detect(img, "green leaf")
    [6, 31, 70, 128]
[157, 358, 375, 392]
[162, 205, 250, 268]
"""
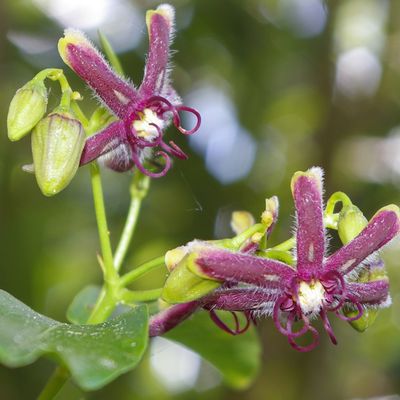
[67, 285, 101, 324]
[165, 310, 261, 389]
[0, 290, 148, 390]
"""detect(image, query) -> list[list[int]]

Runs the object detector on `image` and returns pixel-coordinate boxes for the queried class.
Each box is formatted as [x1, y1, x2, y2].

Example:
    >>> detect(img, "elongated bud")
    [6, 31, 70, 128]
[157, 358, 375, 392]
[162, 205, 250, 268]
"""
[32, 110, 85, 196]
[162, 253, 221, 304]
[7, 80, 48, 141]
[338, 205, 368, 245]
[261, 196, 279, 228]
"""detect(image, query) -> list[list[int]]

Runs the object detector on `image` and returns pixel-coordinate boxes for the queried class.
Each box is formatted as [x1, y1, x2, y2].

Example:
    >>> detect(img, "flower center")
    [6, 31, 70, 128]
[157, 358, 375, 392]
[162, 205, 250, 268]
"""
[132, 108, 164, 141]
[297, 280, 325, 315]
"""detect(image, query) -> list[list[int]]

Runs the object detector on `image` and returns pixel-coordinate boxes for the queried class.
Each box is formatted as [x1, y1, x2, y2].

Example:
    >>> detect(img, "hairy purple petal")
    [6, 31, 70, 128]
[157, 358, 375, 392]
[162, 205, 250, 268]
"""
[196, 249, 295, 288]
[347, 280, 390, 306]
[202, 287, 281, 311]
[80, 120, 126, 166]
[140, 5, 174, 98]
[149, 301, 199, 337]
[324, 207, 400, 275]
[291, 168, 325, 275]
[59, 30, 138, 118]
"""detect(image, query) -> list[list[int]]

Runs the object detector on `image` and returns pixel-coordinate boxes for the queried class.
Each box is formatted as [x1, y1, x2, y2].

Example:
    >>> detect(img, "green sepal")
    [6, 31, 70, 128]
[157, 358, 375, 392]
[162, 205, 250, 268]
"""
[162, 253, 221, 303]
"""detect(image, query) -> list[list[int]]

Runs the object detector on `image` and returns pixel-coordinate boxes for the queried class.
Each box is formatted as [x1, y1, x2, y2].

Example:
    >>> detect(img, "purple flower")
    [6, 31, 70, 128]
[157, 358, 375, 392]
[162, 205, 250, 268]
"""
[193, 168, 400, 351]
[58, 4, 200, 177]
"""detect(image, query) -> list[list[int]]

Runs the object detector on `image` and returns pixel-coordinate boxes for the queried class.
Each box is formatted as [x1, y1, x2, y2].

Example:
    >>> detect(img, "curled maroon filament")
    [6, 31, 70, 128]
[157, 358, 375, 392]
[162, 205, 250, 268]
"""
[335, 295, 363, 322]
[145, 95, 201, 136]
[209, 309, 251, 335]
[286, 315, 320, 352]
[320, 309, 338, 345]
[130, 147, 171, 178]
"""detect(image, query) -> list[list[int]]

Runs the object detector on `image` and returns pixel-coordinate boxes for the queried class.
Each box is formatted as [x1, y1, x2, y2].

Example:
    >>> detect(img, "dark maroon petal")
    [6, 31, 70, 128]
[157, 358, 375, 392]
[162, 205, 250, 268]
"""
[59, 30, 138, 118]
[201, 287, 281, 311]
[291, 168, 325, 276]
[324, 207, 400, 275]
[80, 120, 126, 166]
[149, 301, 199, 337]
[347, 280, 390, 306]
[196, 249, 296, 288]
[140, 5, 174, 98]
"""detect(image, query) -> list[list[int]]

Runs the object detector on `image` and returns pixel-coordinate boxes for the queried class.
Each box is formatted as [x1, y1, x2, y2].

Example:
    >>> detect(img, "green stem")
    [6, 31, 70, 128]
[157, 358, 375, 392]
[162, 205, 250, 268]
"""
[120, 288, 163, 303]
[120, 256, 165, 287]
[98, 30, 125, 76]
[90, 163, 118, 285]
[86, 286, 118, 324]
[325, 191, 352, 215]
[71, 101, 89, 128]
[37, 366, 70, 400]
[230, 223, 265, 248]
[260, 249, 294, 265]
[114, 172, 150, 271]
[272, 237, 295, 251]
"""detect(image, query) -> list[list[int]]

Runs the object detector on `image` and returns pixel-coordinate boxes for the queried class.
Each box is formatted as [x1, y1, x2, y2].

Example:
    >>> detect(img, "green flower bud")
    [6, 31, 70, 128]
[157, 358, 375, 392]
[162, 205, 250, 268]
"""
[162, 253, 221, 304]
[338, 204, 368, 244]
[32, 110, 85, 196]
[347, 308, 379, 332]
[7, 80, 48, 141]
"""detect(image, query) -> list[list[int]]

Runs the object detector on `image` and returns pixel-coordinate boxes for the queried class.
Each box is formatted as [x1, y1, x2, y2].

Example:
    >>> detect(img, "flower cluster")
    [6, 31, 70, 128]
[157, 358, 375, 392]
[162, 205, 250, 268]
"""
[59, 4, 200, 177]
[7, 4, 200, 196]
[162, 167, 400, 351]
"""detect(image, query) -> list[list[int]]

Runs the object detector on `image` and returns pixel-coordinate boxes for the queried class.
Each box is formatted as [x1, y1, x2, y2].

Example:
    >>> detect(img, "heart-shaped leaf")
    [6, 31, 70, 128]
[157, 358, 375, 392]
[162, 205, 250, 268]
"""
[0, 290, 148, 390]
[165, 310, 261, 389]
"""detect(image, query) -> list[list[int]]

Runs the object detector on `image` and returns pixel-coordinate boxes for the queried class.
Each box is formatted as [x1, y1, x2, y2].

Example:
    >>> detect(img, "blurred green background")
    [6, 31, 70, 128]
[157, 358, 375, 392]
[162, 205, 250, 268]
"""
[1, 0, 400, 398]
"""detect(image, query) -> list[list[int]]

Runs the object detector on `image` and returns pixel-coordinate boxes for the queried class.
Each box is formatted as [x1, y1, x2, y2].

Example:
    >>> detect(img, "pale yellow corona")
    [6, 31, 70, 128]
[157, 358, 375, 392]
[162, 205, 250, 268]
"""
[133, 108, 164, 140]
[298, 280, 325, 315]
